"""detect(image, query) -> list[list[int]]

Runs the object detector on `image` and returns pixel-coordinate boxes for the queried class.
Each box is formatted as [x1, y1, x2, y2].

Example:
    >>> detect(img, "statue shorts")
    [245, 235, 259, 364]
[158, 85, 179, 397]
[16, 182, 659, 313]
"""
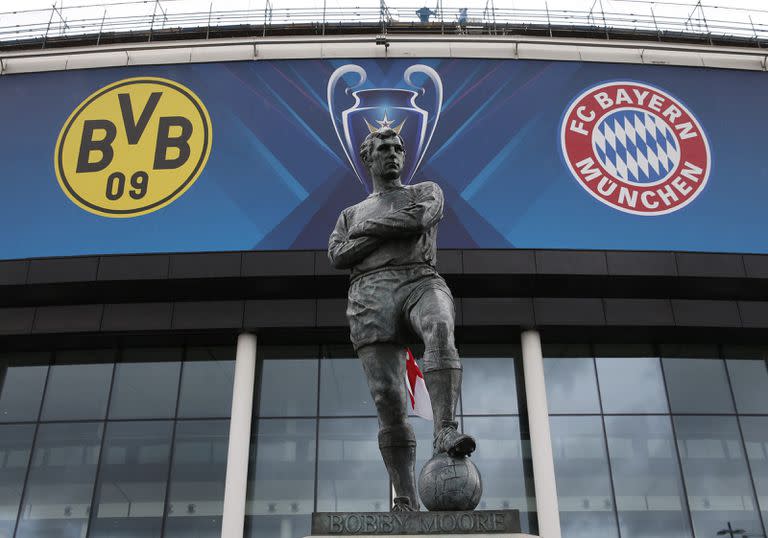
[346, 263, 461, 372]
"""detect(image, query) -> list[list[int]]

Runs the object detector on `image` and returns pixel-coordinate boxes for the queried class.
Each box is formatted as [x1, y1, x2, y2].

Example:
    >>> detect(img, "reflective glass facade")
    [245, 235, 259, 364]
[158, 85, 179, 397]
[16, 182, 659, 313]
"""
[545, 344, 768, 538]
[5, 337, 768, 538]
[0, 346, 234, 538]
[245, 344, 535, 538]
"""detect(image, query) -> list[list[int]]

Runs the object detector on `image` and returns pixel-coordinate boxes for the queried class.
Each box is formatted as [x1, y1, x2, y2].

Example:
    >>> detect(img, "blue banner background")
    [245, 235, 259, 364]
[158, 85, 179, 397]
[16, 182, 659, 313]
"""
[1, 58, 766, 259]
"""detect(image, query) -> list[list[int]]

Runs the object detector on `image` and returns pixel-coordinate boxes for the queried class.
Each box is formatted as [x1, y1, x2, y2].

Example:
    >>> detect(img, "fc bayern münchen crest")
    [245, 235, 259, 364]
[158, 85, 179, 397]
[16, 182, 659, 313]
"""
[561, 81, 710, 216]
[327, 64, 443, 192]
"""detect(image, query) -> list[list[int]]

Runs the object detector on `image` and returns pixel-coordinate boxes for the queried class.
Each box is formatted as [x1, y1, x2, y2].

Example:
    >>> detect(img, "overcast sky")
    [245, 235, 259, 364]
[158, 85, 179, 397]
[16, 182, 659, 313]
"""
[1, 0, 767, 41]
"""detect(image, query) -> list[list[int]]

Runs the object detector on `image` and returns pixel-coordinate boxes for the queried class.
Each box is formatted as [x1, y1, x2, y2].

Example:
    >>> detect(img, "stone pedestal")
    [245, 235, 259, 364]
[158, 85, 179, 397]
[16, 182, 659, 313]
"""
[307, 510, 529, 536]
[308, 535, 537, 538]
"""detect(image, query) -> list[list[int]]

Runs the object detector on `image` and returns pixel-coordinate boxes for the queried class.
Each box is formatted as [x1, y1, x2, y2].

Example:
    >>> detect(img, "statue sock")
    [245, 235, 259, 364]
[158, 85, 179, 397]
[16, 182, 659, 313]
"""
[423, 367, 461, 434]
[378, 423, 419, 511]
[424, 367, 476, 456]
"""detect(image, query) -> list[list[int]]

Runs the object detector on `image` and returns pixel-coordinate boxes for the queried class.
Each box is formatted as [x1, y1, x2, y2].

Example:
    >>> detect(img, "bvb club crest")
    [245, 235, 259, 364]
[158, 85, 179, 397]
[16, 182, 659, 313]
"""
[561, 81, 710, 216]
[327, 64, 443, 192]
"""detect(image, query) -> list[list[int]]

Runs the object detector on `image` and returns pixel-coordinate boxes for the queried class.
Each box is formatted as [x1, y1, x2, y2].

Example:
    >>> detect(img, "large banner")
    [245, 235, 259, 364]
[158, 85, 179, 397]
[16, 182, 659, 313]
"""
[1, 57, 765, 259]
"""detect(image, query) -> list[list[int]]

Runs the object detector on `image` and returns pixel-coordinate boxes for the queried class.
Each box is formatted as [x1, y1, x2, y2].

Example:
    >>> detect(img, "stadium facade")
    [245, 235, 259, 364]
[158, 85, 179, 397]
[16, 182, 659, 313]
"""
[0, 26, 768, 538]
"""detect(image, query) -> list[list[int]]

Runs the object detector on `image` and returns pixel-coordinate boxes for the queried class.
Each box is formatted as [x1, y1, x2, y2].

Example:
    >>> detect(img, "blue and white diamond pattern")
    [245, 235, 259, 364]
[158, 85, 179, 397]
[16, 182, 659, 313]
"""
[592, 109, 680, 184]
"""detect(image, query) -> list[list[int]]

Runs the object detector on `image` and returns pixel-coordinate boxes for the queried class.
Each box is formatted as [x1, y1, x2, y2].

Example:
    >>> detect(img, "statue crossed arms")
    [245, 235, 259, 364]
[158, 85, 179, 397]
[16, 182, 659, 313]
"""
[328, 127, 476, 512]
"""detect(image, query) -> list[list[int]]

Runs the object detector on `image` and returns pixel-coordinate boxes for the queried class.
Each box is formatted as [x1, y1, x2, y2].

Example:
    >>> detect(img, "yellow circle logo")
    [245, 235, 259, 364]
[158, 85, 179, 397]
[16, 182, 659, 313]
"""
[55, 77, 212, 218]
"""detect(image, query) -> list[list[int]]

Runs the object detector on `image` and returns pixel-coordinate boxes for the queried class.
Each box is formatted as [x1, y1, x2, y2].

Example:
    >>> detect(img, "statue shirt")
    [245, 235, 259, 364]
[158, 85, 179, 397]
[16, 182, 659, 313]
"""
[328, 181, 444, 281]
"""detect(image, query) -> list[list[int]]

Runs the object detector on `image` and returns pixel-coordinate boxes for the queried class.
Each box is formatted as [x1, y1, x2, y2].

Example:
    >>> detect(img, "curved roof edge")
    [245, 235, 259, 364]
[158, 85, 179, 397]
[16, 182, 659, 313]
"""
[1, 34, 766, 75]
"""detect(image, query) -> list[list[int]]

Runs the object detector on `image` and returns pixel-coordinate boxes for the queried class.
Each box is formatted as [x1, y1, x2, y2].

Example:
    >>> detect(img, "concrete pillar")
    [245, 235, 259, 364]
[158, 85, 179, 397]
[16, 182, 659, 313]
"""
[521, 329, 561, 538]
[221, 332, 257, 538]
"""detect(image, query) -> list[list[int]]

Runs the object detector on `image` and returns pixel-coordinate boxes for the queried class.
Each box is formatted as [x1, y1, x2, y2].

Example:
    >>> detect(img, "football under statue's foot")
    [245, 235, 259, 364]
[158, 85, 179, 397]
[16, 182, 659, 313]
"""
[433, 423, 476, 457]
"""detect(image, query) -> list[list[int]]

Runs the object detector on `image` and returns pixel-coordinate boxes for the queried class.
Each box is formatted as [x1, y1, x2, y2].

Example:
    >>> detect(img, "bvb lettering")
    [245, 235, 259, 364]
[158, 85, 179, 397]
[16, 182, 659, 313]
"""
[55, 77, 211, 218]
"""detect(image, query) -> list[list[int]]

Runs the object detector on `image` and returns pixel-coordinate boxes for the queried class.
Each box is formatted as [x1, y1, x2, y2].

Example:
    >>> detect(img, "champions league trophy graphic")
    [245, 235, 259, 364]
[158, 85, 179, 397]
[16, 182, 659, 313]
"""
[327, 63, 443, 192]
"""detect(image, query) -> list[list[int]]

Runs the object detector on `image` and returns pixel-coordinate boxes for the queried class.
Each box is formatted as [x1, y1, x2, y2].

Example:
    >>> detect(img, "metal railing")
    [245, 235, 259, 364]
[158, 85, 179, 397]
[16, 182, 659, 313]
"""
[1, 0, 767, 47]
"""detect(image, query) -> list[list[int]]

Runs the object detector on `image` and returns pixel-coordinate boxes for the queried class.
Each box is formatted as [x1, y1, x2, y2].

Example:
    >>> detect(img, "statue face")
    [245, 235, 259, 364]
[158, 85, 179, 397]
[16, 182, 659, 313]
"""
[368, 136, 405, 182]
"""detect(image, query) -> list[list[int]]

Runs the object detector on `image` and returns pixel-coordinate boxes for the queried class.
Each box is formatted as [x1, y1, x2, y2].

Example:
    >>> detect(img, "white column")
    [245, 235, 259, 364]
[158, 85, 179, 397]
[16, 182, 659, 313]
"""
[521, 329, 561, 538]
[221, 332, 257, 538]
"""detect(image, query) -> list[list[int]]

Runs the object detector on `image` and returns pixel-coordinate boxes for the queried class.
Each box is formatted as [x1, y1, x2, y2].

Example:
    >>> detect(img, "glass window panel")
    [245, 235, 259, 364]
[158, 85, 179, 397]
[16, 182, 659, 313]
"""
[544, 358, 600, 414]
[662, 358, 734, 414]
[317, 418, 388, 512]
[463, 416, 537, 535]
[178, 347, 235, 418]
[245, 515, 309, 538]
[164, 420, 230, 538]
[319, 355, 375, 416]
[550, 416, 618, 538]
[258, 354, 318, 418]
[109, 348, 182, 419]
[461, 351, 519, 415]
[41, 351, 115, 421]
[246, 419, 316, 538]
[738, 417, 768, 527]
[0, 353, 48, 423]
[88, 421, 174, 538]
[596, 357, 668, 414]
[0, 424, 35, 537]
[674, 416, 764, 538]
[604, 416, 692, 538]
[16, 422, 103, 538]
[726, 359, 768, 414]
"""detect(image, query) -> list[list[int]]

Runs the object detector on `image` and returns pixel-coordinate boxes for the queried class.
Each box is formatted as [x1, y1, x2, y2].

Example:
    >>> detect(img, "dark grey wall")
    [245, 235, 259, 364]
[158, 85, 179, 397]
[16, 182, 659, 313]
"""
[1, 249, 767, 346]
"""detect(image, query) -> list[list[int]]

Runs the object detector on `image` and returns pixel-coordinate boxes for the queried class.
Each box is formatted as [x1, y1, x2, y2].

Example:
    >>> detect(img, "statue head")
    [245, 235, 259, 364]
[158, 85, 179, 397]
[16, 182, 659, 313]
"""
[359, 127, 406, 183]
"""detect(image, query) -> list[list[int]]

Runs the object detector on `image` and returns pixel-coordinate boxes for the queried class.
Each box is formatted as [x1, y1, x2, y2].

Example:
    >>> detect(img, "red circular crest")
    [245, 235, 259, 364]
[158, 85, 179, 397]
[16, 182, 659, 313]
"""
[561, 81, 710, 215]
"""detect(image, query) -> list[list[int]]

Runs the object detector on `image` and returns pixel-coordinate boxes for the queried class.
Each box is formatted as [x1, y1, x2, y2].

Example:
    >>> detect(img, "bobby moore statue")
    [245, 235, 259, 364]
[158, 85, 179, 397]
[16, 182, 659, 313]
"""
[328, 127, 476, 512]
